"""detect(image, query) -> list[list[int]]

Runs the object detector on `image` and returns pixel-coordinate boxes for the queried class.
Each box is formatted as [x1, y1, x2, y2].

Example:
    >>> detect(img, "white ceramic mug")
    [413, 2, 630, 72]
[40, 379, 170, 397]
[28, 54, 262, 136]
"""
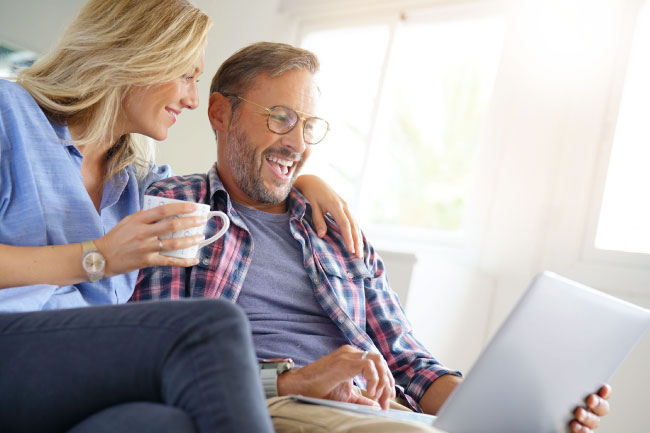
[143, 195, 230, 259]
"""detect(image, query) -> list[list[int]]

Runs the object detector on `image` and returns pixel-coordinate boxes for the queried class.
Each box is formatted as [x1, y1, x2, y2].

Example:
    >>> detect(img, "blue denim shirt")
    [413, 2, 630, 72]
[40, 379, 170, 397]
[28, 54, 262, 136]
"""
[0, 79, 170, 312]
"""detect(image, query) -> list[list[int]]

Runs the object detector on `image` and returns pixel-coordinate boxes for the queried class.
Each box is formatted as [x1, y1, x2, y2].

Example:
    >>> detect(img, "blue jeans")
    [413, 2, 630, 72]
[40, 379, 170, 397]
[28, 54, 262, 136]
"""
[0, 299, 273, 433]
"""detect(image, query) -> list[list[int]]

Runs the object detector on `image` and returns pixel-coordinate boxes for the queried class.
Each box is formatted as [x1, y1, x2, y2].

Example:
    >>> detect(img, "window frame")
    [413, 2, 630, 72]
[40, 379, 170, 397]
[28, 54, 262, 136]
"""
[292, 0, 508, 252]
[580, 0, 650, 268]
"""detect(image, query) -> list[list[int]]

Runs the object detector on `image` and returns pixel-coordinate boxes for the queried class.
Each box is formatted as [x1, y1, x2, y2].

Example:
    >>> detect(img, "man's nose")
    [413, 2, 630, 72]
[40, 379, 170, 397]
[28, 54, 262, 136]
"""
[281, 120, 307, 154]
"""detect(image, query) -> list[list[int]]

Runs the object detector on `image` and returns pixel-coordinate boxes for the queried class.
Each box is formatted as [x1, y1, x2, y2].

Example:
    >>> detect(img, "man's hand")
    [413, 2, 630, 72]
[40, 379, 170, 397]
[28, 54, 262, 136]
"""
[570, 384, 611, 432]
[276, 345, 396, 409]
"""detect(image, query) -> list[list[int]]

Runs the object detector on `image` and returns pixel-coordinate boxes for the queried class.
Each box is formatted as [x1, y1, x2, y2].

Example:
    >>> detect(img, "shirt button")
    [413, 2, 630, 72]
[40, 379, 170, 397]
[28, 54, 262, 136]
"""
[337, 316, 345, 324]
[293, 233, 301, 240]
[202, 258, 210, 266]
[313, 277, 320, 285]
[346, 271, 354, 279]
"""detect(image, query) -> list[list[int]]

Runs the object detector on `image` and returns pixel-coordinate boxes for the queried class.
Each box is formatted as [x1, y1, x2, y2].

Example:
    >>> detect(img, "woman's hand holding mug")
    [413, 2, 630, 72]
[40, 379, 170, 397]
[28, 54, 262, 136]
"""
[94, 195, 229, 276]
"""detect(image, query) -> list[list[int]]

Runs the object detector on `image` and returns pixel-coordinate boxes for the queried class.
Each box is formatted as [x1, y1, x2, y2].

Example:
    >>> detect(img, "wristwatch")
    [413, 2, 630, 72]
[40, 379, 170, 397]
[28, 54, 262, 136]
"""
[81, 240, 106, 282]
[259, 358, 293, 398]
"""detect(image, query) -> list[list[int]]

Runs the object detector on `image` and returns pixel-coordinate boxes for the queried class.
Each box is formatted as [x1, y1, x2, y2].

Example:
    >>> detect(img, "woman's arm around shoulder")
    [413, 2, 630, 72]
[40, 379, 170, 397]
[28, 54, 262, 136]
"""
[294, 174, 363, 258]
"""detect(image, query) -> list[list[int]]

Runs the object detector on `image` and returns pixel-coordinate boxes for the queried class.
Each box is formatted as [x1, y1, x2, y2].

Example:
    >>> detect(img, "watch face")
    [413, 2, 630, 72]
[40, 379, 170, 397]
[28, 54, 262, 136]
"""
[83, 251, 105, 272]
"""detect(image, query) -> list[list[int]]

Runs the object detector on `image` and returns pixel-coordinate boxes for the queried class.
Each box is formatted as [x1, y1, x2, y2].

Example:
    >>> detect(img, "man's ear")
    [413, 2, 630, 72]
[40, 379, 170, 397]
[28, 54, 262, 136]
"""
[208, 92, 231, 132]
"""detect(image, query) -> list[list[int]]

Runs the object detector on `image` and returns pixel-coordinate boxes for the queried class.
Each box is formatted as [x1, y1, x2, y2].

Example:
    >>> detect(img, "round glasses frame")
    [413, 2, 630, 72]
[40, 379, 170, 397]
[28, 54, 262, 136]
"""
[220, 92, 330, 145]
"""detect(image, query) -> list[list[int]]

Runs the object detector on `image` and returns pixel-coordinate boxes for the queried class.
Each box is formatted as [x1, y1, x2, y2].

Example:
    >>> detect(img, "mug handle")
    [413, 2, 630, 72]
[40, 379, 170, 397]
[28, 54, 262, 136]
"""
[198, 211, 230, 248]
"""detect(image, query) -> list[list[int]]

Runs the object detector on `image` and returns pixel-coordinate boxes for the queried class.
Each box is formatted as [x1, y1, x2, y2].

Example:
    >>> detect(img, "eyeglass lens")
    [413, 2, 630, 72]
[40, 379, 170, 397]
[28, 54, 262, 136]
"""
[268, 106, 328, 144]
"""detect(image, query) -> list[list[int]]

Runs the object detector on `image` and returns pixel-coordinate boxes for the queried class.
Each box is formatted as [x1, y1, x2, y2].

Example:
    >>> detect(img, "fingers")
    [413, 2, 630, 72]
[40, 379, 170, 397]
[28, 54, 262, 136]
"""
[348, 392, 380, 408]
[598, 384, 612, 400]
[143, 212, 206, 238]
[311, 202, 327, 237]
[354, 230, 363, 259]
[135, 202, 207, 246]
[130, 234, 204, 270]
[376, 376, 395, 410]
[360, 353, 380, 397]
[357, 349, 394, 410]
[342, 205, 363, 259]
[587, 392, 610, 417]
[570, 384, 611, 432]
[152, 255, 200, 268]
[100, 214, 205, 276]
[573, 407, 600, 431]
[570, 419, 594, 433]
[327, 203, 355, 255]
[154, 215, 207, 238]
[294, 174, 360, 255]
[290, 345, 395, 410]
[157, 234, 205, 254]
[139, 202, 198, 223]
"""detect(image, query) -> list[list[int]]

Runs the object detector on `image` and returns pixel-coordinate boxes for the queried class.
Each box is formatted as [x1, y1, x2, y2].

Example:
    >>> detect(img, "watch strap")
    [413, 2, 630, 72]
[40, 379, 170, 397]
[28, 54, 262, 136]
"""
[260, 367, 279, 398]
[259, 358, 293, 398]
[81, 240, 96, 253]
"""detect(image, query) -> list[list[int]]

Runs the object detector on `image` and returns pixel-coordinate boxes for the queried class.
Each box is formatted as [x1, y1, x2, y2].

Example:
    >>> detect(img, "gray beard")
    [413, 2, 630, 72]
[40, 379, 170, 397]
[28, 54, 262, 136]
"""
[225, 118, 302, 204]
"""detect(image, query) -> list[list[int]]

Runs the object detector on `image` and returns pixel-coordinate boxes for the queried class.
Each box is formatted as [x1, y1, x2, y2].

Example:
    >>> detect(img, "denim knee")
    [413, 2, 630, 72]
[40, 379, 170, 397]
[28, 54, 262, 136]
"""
[151, 299, 252, 354]
[179, 298, 249, 332]
[66, 402, 196, 433]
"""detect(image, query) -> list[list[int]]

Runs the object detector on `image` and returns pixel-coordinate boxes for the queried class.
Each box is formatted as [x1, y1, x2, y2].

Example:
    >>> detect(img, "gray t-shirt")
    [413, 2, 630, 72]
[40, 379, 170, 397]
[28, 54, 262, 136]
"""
[233, 202, 348, 367]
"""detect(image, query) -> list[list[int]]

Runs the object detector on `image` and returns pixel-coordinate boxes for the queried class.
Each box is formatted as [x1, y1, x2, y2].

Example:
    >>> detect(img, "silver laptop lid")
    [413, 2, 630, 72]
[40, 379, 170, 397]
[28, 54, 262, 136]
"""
[434, 271, 650, 433]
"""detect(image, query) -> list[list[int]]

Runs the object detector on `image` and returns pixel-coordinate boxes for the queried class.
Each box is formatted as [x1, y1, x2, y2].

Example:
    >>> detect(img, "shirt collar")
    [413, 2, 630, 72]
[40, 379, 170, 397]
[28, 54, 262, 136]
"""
[52, 122, 72, 143]
[48, 118, 131, 208]
[101, 167, 131, 210]
[49, 120, 77, 154]
[206, 162, 310, 222]
[51, 120, 129, 202]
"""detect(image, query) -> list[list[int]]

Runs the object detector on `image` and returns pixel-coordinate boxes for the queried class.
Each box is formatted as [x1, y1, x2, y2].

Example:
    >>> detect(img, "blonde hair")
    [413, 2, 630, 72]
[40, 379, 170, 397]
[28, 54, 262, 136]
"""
[18, 0, 212, 181]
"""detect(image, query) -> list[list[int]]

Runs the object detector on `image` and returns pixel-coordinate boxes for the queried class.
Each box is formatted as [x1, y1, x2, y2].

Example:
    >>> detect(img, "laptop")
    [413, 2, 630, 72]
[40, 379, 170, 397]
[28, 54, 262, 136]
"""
[291, 271, 650, 432]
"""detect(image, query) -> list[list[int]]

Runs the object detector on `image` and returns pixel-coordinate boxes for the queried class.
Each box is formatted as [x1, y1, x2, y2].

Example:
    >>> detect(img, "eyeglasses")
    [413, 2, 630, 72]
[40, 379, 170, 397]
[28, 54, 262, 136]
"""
[221, 92, 330, 145]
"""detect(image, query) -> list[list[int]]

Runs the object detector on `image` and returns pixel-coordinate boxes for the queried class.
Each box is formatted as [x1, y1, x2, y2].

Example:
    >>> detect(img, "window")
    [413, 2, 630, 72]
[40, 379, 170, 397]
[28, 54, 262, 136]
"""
[300, 10, 506, 242]
[594, 2, 650, 255]
[0, 41, 37, 80]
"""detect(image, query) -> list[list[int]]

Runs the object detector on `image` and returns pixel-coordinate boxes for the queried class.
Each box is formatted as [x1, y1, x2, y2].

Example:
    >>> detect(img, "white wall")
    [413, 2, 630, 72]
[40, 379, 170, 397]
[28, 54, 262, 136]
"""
[0, 1, 82, 52]
[2, 1, 649, 431]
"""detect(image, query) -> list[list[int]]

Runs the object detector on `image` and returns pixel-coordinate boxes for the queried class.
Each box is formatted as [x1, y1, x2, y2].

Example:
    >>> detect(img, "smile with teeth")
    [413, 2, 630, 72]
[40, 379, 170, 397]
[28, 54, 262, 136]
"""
[166, 108, 178, 122]
[266, 155, 295, 176]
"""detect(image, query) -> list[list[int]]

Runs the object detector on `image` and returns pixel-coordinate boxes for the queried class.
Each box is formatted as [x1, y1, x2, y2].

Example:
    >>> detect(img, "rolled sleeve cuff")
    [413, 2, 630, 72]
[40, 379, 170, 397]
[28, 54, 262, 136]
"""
[406, 366, 463, 409]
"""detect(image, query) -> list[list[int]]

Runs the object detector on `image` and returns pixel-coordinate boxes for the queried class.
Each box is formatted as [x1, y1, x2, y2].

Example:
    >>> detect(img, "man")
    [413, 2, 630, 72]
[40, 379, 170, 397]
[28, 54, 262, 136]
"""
[134, 42, 610, 432]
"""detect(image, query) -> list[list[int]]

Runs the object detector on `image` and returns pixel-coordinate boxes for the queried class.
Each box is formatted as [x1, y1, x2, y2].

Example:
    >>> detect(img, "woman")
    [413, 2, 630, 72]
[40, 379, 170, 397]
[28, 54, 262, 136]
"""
[0, 0, 358, 432]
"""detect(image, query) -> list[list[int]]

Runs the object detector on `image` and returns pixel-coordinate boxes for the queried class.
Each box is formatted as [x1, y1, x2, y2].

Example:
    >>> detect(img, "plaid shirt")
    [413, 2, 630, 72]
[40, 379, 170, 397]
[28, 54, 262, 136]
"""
[133, 164, 460, 408]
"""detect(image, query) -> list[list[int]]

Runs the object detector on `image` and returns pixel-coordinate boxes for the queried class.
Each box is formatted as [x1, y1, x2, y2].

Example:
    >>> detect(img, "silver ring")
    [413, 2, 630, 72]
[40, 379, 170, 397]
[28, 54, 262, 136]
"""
[158, 239, 163, 251]
[360, 350, 368, 360]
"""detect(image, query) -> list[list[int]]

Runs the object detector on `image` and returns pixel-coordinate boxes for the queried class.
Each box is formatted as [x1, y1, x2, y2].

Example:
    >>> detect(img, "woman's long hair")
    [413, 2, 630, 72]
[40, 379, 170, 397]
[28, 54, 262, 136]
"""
[18, 0, 212, 181]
